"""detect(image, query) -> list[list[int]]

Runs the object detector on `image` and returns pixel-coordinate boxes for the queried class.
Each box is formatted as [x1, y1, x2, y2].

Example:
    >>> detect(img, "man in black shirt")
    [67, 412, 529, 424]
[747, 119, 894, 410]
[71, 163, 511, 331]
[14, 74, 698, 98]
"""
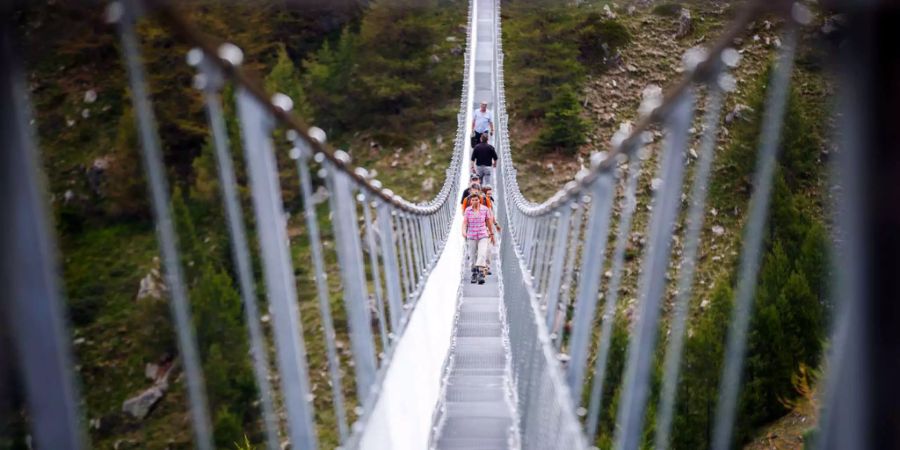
[471, 133, 498, 187]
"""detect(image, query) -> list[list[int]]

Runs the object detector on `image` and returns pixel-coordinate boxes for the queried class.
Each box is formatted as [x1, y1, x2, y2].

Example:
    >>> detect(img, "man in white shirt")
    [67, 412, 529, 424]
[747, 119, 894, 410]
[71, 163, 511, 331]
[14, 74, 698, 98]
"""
[471, 101, 494, 148]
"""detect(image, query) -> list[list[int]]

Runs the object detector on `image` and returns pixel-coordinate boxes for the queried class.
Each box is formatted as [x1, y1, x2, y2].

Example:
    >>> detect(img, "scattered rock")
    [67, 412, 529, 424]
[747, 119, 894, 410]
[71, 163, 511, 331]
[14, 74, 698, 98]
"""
[724, 103, 753, 124]
[429, 54, 441, 64]
[450, 45, 464, 56]
[445, 36, 457, 42]
[711, 225, 725, 236]
[676, 8, 693, 38]
[310, 185, 329, 205]
[136, 260, 167, 301]
[86, 155, 112, 194]
[84, 89, 97, 103]
[122, 386, 164, 420]
[122, 358, 177, 420]
[639, 84, 663, 117]
[602, 4, 616, 19]
[63, 189, 75, 204]
[81, 108, 90, 119]
[421, 177, 435, 192]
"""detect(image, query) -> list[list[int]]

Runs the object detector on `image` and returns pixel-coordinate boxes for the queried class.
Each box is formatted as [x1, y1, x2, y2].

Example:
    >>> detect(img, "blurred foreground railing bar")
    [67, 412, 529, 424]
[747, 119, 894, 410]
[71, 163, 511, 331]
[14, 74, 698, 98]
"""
[654, 81, 726, 450]
[585, 158, 641, 442]
[191, 51, 281, 450]
[615, 88, 694, 450]
[113, 2, 215, 448]
[710, 28, 797, 450]
[817, 5, 900, 449]
[236, 88, 319, 449]
[291, 138, 350, 443]
[326, 154, 379, 403]
[1, 20, 85, 450]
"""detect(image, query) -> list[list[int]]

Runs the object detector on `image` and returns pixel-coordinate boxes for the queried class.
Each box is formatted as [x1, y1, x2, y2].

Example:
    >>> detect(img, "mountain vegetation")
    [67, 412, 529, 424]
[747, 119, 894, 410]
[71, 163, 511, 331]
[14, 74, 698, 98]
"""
[4, 0, 834, 449]
[499, 1, 833, 449]
[8, 0, 465, 448]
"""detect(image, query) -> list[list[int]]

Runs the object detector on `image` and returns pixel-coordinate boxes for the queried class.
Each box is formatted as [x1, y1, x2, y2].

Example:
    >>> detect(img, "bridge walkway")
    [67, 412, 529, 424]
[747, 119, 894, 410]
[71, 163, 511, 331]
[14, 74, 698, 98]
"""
[430, 267, 517, 450]
[429, 0, 517, 448]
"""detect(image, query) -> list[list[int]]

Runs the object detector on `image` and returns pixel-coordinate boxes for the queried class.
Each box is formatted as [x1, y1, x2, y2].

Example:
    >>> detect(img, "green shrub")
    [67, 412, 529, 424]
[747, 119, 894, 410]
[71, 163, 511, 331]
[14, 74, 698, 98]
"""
[577, 14, 631, 68]
[670, 283, 733, 450]
[652, 3, 683, 17]
[537, 84, 587, 154]
[213, 408, 244, 449]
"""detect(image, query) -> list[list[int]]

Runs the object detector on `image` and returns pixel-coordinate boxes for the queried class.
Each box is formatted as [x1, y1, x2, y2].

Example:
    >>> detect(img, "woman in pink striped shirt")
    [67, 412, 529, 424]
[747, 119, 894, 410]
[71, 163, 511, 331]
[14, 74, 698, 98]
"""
[462, 194, 495, 284]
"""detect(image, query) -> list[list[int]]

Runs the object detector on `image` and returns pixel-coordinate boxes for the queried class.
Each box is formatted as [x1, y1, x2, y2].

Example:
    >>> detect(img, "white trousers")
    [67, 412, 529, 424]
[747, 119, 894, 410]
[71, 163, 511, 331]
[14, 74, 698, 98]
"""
[467, 237, 490, 268]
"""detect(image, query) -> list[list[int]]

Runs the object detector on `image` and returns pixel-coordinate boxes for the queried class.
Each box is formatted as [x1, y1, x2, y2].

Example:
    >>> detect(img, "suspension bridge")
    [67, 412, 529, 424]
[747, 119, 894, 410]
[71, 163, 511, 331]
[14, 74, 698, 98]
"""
[2, 0, 899, 449]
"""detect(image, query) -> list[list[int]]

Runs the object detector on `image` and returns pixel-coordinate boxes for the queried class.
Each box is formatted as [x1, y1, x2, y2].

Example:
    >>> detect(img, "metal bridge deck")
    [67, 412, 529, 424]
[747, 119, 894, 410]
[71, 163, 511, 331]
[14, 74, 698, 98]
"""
[431, 268, 517, 450]
[430, 2, 516, 444]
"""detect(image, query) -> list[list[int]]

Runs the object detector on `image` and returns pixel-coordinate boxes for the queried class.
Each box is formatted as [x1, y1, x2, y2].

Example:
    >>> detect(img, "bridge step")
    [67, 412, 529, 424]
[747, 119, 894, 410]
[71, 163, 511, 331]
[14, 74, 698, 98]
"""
[433, 267, 516, 449]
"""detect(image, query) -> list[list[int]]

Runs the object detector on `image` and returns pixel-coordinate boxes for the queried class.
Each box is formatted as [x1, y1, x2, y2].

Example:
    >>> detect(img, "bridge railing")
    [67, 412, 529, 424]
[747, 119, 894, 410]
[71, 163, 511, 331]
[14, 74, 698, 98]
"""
[1, 0, 472, 448]
[492, 0, 835, 448]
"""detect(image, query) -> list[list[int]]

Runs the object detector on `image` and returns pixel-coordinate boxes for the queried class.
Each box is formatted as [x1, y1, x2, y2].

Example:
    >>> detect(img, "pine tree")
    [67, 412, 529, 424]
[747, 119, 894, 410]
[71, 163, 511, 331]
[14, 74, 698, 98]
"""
[304, 29, 358, 134]
[671, 283, 733, 450]
[265, 44, 313, 121]
[537, 84, 587, 154]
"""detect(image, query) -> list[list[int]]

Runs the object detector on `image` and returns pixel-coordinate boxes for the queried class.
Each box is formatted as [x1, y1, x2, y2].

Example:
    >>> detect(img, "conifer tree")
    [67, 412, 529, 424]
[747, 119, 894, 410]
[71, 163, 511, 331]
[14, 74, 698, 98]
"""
[538, 84, 587, 154]
[304, 29, 358, 134]
[266, 44, 313, 121]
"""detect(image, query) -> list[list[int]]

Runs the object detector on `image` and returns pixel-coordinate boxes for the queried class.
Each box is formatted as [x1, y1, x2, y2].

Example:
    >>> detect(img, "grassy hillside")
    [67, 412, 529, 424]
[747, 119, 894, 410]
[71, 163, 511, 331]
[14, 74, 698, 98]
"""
[500, 1, 834, 449]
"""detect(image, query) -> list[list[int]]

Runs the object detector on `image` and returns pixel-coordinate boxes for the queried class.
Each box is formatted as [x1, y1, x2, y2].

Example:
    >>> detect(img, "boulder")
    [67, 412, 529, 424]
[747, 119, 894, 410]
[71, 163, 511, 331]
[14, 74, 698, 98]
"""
[121, 357, 177, 420]
[724, 103, 753, 124]
[676, 8, 693, 39]
[421, 177, 436, 192]
[602, 4, 616, 19]
[122, 385, 164, 420]
[136, 263, 167, 301]
[310, 185, 330, 205]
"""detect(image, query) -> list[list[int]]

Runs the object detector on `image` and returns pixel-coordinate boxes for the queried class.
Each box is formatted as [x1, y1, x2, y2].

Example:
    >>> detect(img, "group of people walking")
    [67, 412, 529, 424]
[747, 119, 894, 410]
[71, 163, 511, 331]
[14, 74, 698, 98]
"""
[462, 101, 500, 284]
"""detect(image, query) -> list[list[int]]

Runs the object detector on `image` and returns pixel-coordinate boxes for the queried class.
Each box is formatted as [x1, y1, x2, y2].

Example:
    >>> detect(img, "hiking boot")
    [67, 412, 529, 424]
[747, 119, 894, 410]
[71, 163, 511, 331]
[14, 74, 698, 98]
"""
[477, 271, 485, 284]
[471, 271, 478, 283]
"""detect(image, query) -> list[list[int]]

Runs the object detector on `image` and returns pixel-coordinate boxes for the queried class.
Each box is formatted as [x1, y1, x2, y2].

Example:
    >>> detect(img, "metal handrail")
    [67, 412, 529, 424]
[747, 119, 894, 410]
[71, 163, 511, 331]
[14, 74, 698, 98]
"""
[493, 0, 813, 448]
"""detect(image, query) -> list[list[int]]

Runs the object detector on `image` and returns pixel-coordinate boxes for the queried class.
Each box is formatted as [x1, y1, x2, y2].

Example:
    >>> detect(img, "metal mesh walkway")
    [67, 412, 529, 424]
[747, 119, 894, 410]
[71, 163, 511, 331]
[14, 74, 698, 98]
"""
[431, 268, 517, 450]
